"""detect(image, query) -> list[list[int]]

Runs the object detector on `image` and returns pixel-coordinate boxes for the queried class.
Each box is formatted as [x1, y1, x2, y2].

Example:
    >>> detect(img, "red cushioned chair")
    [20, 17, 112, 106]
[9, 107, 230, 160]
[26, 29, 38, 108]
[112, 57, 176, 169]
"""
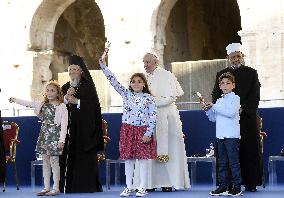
[2, 121, 20, 192]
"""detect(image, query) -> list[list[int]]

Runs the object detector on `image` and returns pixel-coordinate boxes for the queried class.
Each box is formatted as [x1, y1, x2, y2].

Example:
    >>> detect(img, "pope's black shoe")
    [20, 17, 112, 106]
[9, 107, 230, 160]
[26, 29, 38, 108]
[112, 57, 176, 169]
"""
[162, 187, 172, 192]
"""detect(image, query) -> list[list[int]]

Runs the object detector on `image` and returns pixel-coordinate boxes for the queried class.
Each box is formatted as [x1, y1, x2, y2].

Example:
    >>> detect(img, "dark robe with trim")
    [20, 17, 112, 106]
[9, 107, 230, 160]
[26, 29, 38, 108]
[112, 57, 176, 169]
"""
[59, 78, 104, 193]
[212, 65, 263, 187]
[0, 111, 5, 183]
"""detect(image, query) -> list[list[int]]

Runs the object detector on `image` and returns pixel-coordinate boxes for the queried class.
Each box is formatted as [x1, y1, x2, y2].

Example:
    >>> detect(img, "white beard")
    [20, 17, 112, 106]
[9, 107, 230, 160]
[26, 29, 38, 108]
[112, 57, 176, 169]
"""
[70, 79, 80, 87]
[229, 60, 245, 69]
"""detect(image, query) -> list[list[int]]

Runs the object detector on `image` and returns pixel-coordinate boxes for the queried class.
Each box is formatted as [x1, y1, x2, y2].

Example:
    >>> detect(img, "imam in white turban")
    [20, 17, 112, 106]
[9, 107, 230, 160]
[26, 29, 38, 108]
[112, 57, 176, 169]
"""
[226, 43, 242, 55]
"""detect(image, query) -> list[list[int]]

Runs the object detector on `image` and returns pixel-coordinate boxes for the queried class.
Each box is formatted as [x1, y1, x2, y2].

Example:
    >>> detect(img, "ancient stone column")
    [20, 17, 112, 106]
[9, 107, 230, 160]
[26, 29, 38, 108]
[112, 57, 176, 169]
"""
[30, 50, 53, 100]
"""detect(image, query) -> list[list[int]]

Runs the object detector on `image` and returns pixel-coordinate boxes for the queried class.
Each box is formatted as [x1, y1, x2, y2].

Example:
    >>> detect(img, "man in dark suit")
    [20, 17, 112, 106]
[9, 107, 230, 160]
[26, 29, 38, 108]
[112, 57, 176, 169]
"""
[211, 43, 263, 192]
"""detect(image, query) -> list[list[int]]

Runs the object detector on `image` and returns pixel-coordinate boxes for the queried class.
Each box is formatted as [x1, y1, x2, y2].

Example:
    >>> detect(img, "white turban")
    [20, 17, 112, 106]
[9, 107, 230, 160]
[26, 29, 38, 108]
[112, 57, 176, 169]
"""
[226, 43, 242, 55]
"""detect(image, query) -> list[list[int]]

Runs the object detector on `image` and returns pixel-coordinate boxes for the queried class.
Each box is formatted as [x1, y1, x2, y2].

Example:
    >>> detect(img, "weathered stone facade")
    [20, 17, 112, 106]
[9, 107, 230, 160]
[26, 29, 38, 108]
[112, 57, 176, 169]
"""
[0, 0, 284, 114]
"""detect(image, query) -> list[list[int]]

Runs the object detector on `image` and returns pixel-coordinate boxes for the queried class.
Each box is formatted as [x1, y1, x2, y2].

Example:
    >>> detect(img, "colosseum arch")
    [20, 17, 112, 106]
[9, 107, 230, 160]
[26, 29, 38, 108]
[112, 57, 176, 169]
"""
[152, 0, 241, 66]
[29, 0, 76, 51]
[29, 0, 105, 99]
[150, 0, 242, 110]
[150, 0, 178, 65]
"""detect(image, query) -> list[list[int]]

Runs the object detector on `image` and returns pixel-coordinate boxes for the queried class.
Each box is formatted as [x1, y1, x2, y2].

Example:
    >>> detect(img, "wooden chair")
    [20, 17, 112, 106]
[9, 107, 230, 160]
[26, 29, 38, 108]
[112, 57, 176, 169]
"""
[97, 119, 110, 162]
[257, 114, 267, 188]
[2, 121, 20, 192]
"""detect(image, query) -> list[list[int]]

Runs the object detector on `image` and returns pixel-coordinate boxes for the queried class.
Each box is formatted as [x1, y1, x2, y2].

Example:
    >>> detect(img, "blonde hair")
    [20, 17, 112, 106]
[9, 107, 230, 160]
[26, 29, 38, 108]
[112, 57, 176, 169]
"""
[43, 80, 64, 103]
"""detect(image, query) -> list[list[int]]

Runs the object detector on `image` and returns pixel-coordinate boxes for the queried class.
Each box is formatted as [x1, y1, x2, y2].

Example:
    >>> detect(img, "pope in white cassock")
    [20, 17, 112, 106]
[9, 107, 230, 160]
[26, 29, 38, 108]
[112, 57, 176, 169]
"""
[133, 53, 190, 191]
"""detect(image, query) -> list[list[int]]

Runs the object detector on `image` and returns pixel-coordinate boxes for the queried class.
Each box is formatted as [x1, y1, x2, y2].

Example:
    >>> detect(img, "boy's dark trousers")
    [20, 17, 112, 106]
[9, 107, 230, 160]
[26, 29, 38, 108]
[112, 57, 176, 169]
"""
[217, 138, 241, 188]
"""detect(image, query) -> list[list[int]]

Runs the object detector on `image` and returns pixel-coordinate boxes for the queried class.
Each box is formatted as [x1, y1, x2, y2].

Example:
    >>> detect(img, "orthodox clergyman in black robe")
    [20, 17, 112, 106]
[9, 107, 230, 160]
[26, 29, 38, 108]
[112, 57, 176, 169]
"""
[212, 43, 263, 192]
[59, 55, 104, 193]
[0, 110, 5, 183]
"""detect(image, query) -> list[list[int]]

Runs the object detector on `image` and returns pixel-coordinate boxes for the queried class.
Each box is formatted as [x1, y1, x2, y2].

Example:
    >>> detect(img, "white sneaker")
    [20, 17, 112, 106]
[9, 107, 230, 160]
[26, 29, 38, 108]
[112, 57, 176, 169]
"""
[136, 188, 147, 197]
[120, 188, 134, 197]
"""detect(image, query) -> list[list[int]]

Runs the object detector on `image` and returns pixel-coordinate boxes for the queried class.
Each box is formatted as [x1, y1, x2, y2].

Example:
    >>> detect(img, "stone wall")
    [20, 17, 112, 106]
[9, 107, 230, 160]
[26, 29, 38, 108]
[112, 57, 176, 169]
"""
[170, 59, 227, 110]
[54, 0, 106, 71]
[164, 0, 241, 65]
[1, 0, 284, 115]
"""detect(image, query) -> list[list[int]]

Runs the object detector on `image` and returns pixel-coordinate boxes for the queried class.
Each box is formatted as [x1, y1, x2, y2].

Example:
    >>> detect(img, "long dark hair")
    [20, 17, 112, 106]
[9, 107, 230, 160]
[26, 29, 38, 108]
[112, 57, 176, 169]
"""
[128, 73, 151, 94]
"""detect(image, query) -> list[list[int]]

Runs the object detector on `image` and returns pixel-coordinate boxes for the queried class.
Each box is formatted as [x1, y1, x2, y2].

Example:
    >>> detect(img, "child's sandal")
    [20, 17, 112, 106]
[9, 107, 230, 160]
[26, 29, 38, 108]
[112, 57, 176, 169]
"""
[46, 190, 60, 196]
[36, 189, 50, 196]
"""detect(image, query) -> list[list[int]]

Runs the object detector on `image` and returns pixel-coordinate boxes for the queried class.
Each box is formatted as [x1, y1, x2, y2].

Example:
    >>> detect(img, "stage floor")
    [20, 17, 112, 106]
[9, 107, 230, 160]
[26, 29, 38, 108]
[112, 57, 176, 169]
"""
[1, 185, 283, 198]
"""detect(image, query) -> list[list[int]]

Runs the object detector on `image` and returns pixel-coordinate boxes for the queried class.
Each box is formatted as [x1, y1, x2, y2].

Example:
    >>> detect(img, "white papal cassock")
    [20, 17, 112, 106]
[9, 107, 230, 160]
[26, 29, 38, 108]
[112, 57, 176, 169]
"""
[133, 67, 190, 190]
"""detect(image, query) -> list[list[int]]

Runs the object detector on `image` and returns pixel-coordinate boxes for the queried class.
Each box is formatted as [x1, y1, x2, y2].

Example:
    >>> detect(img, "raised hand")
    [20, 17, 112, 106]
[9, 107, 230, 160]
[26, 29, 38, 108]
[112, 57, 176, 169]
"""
[99, 40, 111, 65]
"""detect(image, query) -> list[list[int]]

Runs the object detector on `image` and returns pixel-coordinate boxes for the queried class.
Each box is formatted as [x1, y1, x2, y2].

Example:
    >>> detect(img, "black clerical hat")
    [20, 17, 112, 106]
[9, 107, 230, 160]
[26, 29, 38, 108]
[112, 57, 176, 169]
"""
[69, 54, 95, 86]
[69, 55, 86, 68]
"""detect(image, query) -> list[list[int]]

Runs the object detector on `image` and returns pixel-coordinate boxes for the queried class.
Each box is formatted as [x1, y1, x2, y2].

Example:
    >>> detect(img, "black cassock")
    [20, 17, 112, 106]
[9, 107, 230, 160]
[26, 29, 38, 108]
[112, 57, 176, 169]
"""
[0, 111, 5, 183]
[59, 78, 104, 193]
[212, 65, 263, 187]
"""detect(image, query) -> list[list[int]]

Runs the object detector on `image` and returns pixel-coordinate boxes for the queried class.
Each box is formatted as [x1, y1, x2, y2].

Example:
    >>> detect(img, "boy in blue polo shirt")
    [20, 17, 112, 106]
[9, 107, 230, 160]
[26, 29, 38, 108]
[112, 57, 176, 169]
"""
[204, 72, 242, 196]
